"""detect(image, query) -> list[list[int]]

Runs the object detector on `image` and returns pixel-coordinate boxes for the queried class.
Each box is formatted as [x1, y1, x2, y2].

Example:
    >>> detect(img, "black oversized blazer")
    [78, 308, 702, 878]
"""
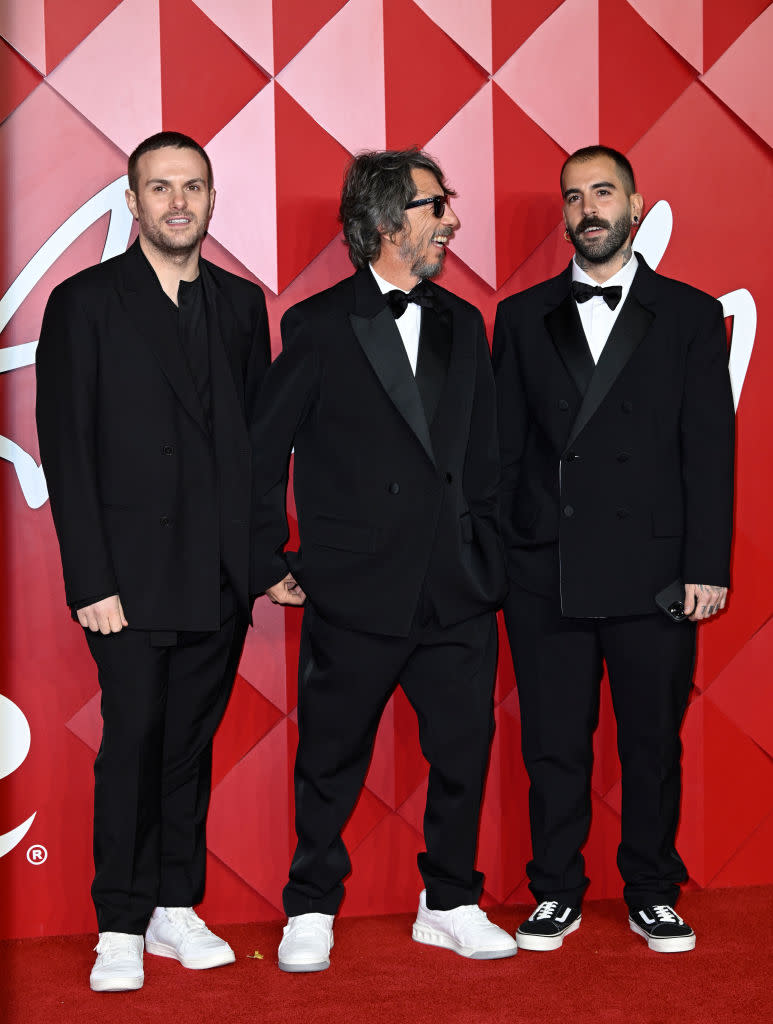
[36, 240, 270, 631]
[251, 268, 507, 637]
[492, 256, 735, 617]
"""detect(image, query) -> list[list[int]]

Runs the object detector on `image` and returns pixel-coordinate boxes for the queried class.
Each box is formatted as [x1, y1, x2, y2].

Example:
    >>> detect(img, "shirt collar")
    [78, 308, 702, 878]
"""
[370, 264, 409, 295]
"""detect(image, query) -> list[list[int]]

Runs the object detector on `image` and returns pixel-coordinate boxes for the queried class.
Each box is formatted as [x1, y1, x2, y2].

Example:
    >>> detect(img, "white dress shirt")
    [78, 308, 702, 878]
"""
[572, 253, 639, 364]
[370, 265, 421, 375]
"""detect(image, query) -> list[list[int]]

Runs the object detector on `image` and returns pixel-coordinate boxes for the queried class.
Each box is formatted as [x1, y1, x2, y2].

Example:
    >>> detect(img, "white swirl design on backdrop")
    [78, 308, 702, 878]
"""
[0, 694, 35, 858]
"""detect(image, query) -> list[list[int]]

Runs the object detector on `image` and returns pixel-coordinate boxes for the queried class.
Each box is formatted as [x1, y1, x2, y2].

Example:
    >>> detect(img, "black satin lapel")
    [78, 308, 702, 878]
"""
[119, 249, 209, 435]
[350, 307, 436, 465]
[566, 293, 655, 449]
[545, 294, 594, 397]
[415, 307, 450, 424]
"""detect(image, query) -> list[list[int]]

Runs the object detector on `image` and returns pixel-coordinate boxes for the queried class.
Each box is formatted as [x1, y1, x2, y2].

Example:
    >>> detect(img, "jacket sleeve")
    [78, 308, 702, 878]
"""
[680, 297, 735, 585]
[35, 283, 119, 607]
[491, 299, 530, 552]
[463, 311, 502, 530]
[250, 303, 319, 595]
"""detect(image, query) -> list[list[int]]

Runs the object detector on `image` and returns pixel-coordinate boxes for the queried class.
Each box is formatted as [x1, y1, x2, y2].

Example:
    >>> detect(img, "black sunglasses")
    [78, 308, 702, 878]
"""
[404, 195, 447, 218]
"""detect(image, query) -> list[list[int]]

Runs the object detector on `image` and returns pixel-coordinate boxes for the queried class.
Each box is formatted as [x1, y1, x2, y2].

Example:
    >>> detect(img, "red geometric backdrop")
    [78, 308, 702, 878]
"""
[1, 0, 772, 939]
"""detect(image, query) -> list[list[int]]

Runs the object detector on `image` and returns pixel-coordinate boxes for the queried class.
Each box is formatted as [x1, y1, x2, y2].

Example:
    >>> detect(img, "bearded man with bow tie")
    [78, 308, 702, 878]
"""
[492, 145, 735, 954]
[251, 148, 516, 970]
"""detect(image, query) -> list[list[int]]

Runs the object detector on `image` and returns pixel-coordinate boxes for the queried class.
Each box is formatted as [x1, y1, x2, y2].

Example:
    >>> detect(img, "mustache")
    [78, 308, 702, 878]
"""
[575, 217, 611, 233]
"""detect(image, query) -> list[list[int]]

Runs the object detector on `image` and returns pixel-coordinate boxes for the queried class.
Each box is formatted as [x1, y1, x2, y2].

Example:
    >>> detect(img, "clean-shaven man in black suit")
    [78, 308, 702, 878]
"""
[36, 132, 270, 991]
[252, 148, 517, 971]
[492, 145, 734, 953]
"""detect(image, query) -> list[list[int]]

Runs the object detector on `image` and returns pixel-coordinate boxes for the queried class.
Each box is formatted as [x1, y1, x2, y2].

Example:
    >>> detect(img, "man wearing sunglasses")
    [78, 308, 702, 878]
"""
[252, 148, 515, 970]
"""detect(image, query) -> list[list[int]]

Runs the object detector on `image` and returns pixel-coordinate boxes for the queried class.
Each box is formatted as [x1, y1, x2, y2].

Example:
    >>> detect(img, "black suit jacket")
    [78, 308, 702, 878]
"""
[36, 240, 270, 630]
[492, 256, 734, 617]
[251, 268, 507, 637]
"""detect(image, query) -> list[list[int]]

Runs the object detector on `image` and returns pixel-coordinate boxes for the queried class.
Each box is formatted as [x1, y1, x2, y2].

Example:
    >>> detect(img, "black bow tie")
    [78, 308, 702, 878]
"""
[571, 280, 623, 310]
[384, 280, 437, 319]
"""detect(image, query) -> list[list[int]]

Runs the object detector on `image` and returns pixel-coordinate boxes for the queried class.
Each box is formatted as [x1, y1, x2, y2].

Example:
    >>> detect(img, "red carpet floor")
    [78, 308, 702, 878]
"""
[3, 887, 772, 1024]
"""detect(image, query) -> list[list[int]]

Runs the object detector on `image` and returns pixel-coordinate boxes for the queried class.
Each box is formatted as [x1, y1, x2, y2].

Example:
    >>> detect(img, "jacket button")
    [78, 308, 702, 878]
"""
[621, 400, 633, 413]
[616, 507, 630, 519]
[388, 482, 400, 495]
[161, 444, 175, 456]
[565, 451, 578, 462]
[559, 399, 570, 411]
[159, 514, 170, 527]
[617, 452, 630, 463]
[563, 505, 574, 517]
[446, 472, 453, 484]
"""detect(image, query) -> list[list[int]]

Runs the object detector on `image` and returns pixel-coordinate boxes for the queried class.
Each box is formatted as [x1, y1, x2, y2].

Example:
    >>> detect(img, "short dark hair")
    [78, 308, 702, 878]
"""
[560, 145, 636, 196]
[339, 148, 456, 268]
[127, 132, 213, 193]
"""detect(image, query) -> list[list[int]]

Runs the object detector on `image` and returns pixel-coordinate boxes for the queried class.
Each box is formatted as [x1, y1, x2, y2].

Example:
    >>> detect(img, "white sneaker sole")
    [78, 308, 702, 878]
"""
[144, 939, 236, 969]
[516, 916, 581, 951]
[412, 923, 517, 960]
[90, 973, 144, 992]
[278, 956, 331, 973]
[629, 920, 696, 953]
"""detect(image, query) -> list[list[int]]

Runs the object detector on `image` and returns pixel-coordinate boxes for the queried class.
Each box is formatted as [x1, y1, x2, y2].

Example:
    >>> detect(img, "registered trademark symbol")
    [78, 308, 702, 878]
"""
[26, 844, 47, 865]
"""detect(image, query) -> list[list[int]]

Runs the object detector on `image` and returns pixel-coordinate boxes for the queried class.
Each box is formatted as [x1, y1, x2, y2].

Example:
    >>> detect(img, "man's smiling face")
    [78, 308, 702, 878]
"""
[126, 146, 215, 258]
[562, 154, 641, 264]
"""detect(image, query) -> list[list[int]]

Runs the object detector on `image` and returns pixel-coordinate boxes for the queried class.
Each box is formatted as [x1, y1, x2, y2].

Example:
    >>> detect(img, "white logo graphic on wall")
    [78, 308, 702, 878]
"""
[0, 694, 36, 858]
[0, 191, 758, 509]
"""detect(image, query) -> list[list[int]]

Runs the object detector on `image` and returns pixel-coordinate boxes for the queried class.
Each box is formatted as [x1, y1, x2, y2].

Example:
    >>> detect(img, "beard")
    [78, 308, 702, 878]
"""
[137, 207, 209, 258]
[398, 227, 450, 279]
[567, 210, 632, 264]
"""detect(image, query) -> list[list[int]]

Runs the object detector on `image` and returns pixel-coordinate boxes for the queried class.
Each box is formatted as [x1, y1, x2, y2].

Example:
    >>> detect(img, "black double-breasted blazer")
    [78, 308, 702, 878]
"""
[36, 240, 270, 631]
[492, 256, 735, 617]
[251, 268, 507, 637]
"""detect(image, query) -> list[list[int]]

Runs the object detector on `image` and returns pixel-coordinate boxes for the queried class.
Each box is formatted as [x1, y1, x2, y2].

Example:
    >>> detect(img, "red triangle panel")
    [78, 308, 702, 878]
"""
[0, 38, 42, 123]
[160, 0, 270, 145]
[275, 83, 352, 292]
[493, 83, 567, 289]
[599, 0, 696, 153]
[385, 0, 487, 149]
[703, 0, 771, 71]
[43, 0, 122, 73]
[211, 674, 284, 787]
[272, 0, 349, 73]
[492, 0, 564, 72]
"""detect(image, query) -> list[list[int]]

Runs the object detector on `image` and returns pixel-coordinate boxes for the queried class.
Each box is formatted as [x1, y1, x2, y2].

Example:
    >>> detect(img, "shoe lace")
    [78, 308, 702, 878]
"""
[533, 900, 559, 921]
[651, 905, 683, 924]
[163, 907, 209, 935]
[289, 913, 333, 937]
[453, 905, 490, 924]
[95, 933, 140, 961]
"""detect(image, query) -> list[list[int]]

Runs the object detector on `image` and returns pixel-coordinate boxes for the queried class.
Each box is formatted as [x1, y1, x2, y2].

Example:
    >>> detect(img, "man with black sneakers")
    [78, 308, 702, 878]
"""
[252, 148, 515, 970]
[492, 146, 734, 953]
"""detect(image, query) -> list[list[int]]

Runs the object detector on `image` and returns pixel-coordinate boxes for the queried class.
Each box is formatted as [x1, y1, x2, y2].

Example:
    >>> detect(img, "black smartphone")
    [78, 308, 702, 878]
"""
[655, 579, 688, 622]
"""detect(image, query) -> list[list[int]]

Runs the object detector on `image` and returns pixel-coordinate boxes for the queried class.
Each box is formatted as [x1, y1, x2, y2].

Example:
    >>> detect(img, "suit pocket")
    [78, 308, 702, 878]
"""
[305, 516, 378, 553]
[652, 508, 683, 537]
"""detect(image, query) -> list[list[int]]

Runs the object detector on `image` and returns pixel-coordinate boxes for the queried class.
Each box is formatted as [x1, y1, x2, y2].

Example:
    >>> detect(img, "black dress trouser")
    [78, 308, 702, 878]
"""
[503, 585, 696, 910]
[282, 602, 498, 917]
[85, 612, 247, 934]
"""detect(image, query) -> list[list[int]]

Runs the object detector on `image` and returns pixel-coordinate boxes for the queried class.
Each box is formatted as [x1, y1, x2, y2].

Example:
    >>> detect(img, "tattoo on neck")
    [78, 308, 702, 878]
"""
[574, 253, 593, 272]
[620, 244, 633, 267]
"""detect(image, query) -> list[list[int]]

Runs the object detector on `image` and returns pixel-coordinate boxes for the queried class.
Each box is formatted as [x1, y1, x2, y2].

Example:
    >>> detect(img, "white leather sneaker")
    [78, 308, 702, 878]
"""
[90, 932, 144, 992]
[412, 890, 517, 959]
[278, 913, 335, 972]
[144, 907, 235, 969]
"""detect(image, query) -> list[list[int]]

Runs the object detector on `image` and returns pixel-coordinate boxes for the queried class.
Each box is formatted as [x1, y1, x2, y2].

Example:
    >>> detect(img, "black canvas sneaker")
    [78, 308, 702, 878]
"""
[629, 905, 696, 952]
[516, 901, 581, 950]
